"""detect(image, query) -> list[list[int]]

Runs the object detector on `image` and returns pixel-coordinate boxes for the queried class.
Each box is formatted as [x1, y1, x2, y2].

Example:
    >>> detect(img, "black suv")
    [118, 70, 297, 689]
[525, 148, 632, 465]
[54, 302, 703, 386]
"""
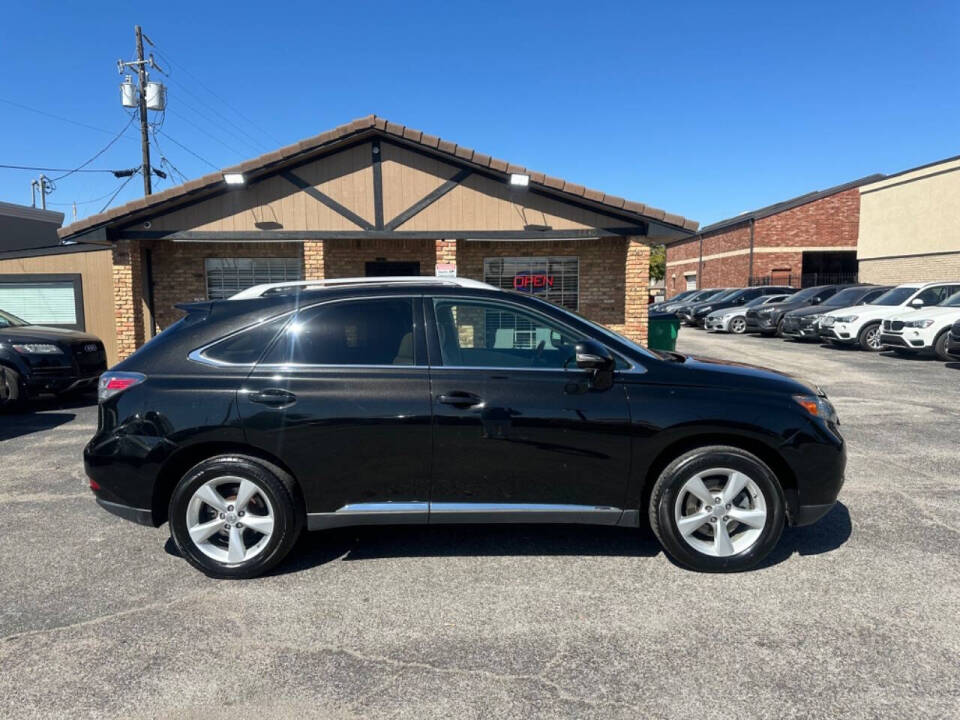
[948, 319, 960, 358]
[781, 285, 891, 341]
[746, 284, 852, 337]
[0, 309, 107, 409]
[86, 278, 846, 578]
[686, 285, 795, 327]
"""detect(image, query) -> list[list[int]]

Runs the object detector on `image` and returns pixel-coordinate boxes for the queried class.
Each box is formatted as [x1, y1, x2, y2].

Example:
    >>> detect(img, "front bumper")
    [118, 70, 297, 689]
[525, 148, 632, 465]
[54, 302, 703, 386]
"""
[746, 315, 778, 332]
[879, 332, 926, 350]
[704, 316, 729, 332]
[25, 369, 103, 395]
[819, 326, 854, 342]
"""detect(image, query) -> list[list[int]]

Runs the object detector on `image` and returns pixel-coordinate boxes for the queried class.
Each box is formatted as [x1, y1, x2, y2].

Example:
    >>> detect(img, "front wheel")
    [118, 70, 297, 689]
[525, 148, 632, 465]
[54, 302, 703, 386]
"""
[729, 316, 747, 334]
[0, 365, 25, 412]
[169, 455, 303, 579]
[649, 446, 786, 572]
[934, 331, 952, 361]
[857, 322, 882, 351]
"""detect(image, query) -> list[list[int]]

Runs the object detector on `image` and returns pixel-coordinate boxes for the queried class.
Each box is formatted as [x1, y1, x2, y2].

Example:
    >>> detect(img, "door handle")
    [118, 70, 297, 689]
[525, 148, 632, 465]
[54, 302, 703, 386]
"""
[247, 388, 297, 407]
[437, 391, 483, 409]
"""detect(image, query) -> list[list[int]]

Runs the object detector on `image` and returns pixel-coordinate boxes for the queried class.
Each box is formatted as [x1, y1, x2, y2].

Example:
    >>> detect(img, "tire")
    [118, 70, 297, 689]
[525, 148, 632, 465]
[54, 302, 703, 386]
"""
[774, 319, 785, 338]
[169, 455, 303, 579]
[857, 322, 882, 351]
[934, 331, 952, 361]
[0, 365, 25, 412]
[729, 316, 747, 334]
[648, 445, 786, 572]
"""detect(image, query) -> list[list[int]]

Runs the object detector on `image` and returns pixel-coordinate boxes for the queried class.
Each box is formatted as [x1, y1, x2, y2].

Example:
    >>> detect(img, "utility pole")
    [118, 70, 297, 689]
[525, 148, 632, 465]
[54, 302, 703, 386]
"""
[118, 26, 165, 196]
[135, 26, 152, 195]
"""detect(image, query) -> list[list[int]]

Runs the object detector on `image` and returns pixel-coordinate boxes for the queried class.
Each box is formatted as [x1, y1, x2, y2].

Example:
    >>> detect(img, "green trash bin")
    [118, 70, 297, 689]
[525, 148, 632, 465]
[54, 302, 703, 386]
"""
[647, 311, 680, 351]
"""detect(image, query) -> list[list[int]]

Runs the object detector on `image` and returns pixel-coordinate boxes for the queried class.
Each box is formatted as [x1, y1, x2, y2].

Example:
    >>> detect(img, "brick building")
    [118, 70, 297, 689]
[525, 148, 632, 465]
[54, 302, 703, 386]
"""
[663, 175, 882, 297]
[58, 116, 697, 361]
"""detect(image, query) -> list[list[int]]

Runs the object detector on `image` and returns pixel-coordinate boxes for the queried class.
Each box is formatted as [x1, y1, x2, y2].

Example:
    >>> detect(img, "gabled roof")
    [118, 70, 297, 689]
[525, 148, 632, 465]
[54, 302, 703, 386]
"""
[59, 115, 698, 241]
[675, 173, 886, 241]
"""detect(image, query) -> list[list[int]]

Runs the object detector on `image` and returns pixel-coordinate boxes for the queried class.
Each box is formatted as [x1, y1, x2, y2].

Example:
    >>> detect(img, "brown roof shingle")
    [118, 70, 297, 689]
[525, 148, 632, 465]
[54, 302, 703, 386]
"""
[59, 114, 698, 239]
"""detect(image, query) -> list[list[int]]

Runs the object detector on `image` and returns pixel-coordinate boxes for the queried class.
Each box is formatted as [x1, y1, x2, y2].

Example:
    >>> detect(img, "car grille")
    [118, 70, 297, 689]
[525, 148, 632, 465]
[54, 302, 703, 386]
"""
[885, 320, 904, 331]
[71, 341, 106, 375]
[782, 317, 800, 331]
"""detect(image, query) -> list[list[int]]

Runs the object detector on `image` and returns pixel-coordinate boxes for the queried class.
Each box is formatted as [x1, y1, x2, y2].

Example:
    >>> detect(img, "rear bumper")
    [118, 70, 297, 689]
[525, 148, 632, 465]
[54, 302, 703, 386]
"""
[95, 497, 154, 526]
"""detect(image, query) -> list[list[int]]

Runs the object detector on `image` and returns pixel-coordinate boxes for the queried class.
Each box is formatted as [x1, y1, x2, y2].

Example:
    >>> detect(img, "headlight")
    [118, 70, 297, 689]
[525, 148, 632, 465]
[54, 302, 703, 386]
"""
[698, 306, 712, 314]
[834, 315, 859, 323]
[821, 316, 836, 327]
[793, 394, 839, 424]
[12, 343, 63, 355]
[903, 319, 934, 328]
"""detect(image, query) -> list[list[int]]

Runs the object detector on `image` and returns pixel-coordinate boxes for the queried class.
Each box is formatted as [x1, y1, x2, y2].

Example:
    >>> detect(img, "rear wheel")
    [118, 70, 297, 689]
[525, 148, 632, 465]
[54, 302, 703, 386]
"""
[729, 316, 747, 334]
[857, 322, 882, 351]
[0, 365, 24, 412]
[169, 455, 303, 579]
[649, 446, 786, 572]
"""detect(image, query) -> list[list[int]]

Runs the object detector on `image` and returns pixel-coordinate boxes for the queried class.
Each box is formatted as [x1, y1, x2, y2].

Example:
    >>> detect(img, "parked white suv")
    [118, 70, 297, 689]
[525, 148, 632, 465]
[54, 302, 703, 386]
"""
[879, 290, 960, 360]
[819, 282, 960, 351]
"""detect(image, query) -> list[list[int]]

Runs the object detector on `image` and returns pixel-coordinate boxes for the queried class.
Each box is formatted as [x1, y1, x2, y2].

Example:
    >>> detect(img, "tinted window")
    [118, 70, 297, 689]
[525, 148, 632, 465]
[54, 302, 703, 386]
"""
[263, 299, 415, 366]
[914, 285, 955, 306]
[204, 315, 290, 365]
[823, 287, 868, 307]
[434, 299, 585, 369]
[860, 288, 887, 303]
[785, 287, 823, 303]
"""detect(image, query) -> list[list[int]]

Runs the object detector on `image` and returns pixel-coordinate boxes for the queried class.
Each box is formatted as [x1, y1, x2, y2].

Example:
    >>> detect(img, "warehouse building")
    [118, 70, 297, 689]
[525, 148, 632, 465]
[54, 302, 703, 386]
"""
[857, 155, 960, 283]
[57, 115, 697, 360]
[664, 175, 882, 296]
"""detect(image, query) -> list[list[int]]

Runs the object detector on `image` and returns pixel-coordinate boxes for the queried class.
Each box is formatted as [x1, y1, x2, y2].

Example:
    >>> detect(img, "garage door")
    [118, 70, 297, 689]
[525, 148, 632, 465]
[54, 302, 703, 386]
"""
[0, 275, 83, 329]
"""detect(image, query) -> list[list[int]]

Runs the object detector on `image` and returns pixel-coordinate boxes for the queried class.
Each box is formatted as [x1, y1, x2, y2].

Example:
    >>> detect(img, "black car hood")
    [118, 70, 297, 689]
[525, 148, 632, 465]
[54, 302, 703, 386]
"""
[653, 351, 819, 396]
[752, 299, 808, 314]
[0, 325, 100, 344]
[784, 305, 835, 318]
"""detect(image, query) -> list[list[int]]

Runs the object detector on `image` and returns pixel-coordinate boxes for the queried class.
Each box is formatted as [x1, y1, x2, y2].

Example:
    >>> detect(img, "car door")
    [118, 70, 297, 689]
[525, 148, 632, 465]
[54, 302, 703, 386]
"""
[425, 295, 632, 523]
[237, 295, 432, 521]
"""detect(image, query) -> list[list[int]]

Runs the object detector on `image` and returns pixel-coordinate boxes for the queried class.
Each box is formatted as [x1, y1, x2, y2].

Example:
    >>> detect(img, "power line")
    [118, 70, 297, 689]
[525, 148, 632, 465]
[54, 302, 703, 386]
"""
[0, 163, 128, 173]
[156, 129, 219, 170]
[52, 113, 137, 182]
[164, 76, 272, 154]
[149, 46, 284, 146]
[47, 181, 138, 207]
[0, 97, 139, 141]
[99, 169, 140, 213]
[166, 108, 249, 159]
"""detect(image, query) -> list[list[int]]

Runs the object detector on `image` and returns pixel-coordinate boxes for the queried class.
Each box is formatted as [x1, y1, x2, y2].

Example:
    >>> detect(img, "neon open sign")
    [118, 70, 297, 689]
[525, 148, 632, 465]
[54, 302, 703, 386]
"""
[513, 272, 555, 293]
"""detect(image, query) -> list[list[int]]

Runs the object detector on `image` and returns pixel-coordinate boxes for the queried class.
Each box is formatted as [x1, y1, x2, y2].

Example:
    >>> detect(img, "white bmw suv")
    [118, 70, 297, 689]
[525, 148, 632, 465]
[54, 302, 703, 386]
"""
[879, 289, 960, 360]
[819, 282, 960, 351]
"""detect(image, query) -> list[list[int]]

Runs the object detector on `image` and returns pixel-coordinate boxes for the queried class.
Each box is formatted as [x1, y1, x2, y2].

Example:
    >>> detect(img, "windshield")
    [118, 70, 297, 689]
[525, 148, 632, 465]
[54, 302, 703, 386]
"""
[870, 287, 916, 306]
[943, 290, 960, 307]
[686, 289, 719, 302]
[705, 289, 738, 302]
[788, 287, 825, 303]
[0, 309, 29, 328]
[823, 287, 865, 307]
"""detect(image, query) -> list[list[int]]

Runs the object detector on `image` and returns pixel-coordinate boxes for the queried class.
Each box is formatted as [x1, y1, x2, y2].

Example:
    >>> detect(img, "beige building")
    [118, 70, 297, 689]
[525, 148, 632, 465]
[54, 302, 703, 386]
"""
[858, 155, 960, 283]
[58, 115, 698, 360]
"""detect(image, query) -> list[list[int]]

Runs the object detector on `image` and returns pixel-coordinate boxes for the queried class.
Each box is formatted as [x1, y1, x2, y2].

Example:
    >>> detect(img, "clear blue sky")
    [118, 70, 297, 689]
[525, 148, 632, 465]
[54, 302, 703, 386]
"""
[1, 1, 957, 226]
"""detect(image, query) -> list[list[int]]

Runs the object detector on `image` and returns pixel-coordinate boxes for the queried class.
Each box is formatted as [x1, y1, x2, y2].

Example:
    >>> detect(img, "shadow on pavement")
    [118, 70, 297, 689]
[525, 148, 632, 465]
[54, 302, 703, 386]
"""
[878, 350, 935, 362]
[0, 410, 77, 440]
[164, 502, 850, 576]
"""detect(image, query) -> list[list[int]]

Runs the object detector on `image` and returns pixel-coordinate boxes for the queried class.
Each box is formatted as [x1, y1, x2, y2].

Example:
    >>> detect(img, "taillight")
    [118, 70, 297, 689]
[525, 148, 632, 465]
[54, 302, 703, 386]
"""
[98, 371, 146, 403]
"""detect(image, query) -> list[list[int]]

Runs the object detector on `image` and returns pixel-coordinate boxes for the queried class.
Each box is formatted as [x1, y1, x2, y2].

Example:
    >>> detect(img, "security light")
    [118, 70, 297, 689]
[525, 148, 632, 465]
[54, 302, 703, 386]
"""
[223, 172, 246, 186]
[509, 173, 530, 187]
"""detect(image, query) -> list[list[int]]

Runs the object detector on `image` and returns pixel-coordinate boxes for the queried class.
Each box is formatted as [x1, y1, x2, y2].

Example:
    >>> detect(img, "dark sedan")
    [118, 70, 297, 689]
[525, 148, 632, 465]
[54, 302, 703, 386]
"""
[781, 285, 891, 341]
[686, 285, 795, 327]
[676, 288, 738, 325]
[746, 284, 853, 337]
[85, 277, 845, 578]
[0, 309, 107, 410]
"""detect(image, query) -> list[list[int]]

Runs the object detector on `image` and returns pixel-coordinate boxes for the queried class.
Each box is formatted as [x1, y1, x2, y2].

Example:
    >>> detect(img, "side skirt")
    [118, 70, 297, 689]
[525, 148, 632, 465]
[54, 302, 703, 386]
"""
[307, 503, 639, 531]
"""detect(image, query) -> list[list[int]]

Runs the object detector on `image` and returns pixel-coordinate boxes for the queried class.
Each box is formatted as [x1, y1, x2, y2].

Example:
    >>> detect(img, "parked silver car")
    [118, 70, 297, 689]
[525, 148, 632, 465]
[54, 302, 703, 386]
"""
[704, 294, 793, 334]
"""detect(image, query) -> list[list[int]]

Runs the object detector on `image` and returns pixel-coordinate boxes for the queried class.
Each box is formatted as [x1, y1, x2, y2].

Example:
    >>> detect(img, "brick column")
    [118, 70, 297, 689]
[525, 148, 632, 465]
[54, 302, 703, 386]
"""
[302, 240, 326, 280]
[624, 236, 650, 346]
[112, 239, 145, 360]
[435, 239, 457, 276]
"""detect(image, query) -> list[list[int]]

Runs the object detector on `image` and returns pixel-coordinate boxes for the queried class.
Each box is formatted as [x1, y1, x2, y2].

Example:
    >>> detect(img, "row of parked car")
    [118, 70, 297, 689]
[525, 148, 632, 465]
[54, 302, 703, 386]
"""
[652, 282, 960, 361]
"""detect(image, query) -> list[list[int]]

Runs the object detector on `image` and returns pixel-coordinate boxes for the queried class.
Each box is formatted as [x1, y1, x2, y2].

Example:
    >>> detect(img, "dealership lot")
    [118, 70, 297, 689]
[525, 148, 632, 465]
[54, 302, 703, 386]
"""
[1, 334, 958, 719]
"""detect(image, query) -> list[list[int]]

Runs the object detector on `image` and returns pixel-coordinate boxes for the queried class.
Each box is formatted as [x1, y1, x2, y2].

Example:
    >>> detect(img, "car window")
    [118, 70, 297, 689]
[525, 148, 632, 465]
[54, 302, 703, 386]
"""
[914, 286, 952, 306]
[860, 289, 886, 303]
[433, 299, 588, 369]
[201, 315, 289, 365]
[262, 298, 415, 366]
[942, 291, 960, 308]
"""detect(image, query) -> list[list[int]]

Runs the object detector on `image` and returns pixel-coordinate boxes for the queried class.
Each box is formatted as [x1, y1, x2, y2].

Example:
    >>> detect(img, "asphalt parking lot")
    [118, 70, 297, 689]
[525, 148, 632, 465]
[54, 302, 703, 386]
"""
[1, 333, 958, 719]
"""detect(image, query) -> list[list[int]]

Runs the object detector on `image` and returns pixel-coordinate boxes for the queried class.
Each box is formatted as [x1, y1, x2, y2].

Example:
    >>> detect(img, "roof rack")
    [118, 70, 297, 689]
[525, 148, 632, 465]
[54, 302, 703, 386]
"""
[228, 276, 498, 300]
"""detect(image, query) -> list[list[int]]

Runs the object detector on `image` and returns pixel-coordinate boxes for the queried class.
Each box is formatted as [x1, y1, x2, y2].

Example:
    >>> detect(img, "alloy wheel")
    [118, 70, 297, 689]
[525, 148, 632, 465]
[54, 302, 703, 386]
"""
[729, 317, 746, 334]
[673, 468, 767, 557]
[186, 476, 275, 564]
[865, 326, 881, 350]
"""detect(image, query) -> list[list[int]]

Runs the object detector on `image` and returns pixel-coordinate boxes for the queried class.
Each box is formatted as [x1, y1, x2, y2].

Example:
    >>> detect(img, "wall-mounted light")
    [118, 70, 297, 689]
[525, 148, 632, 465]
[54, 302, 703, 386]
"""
[223, 172, 246, 186]
[509, 173, 530, 187]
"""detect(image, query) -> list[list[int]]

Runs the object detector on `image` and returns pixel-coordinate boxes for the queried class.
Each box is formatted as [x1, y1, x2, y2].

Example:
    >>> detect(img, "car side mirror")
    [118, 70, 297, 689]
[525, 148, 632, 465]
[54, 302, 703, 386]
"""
[910, 298, 924, 308]
[575, 340, 615, 390]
